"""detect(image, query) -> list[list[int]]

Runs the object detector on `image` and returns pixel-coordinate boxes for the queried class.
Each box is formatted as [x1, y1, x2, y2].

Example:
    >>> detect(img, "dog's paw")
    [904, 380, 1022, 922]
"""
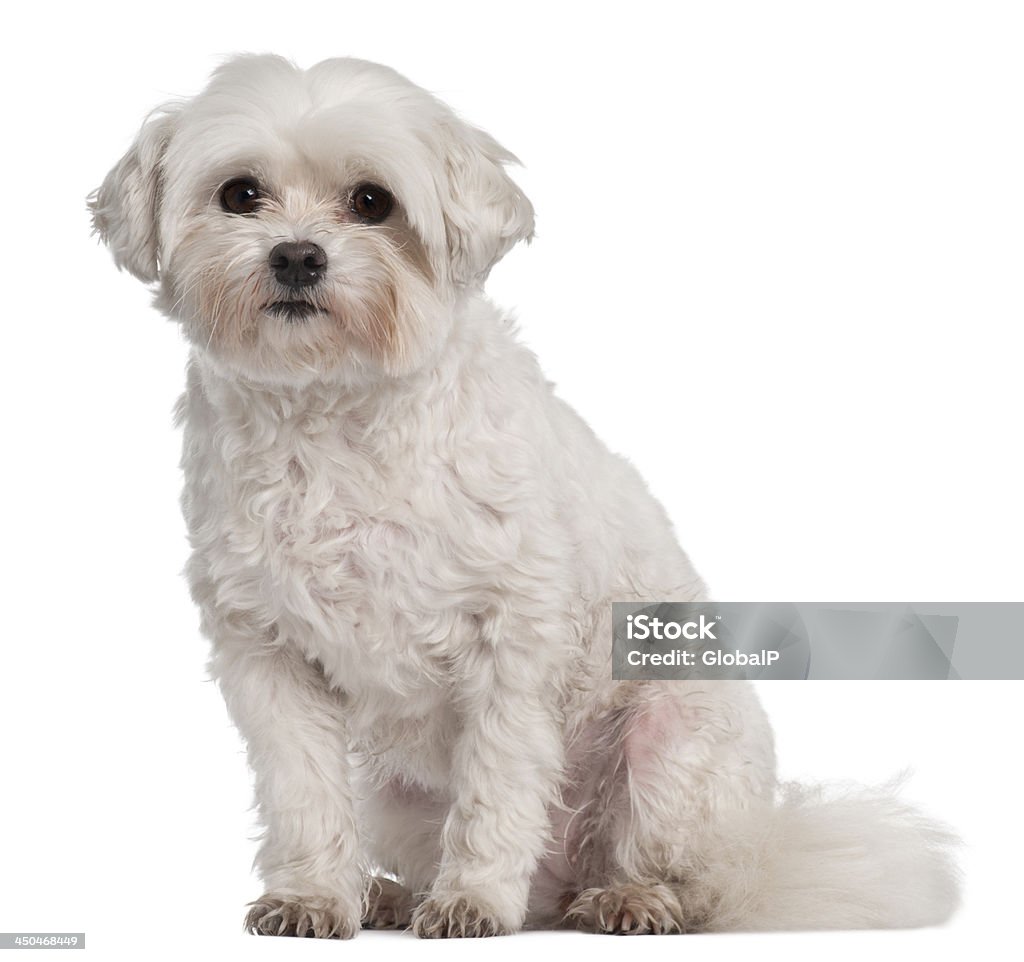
[244, 892, 359, 939]
[411, 891, 511, 938]
[362, 877, 414, 930]
[564, 884, 684, 935]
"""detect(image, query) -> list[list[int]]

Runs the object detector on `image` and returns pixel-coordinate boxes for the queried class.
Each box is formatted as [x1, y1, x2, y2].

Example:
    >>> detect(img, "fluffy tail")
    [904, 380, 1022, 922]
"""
[705, 780, 961, 931]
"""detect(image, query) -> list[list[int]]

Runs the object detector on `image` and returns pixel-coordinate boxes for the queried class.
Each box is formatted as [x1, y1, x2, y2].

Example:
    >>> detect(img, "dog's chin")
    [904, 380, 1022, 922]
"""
[187, 297, 379, 390]
[264, 299, 326, 323]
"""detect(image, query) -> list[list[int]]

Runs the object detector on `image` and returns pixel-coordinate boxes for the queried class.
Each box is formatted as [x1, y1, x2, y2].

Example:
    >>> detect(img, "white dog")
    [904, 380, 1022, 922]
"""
[90, 55, 959, 938]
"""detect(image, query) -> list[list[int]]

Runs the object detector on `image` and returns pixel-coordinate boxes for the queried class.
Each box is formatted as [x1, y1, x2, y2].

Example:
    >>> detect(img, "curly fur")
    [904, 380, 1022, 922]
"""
[90, 54, 960, 938]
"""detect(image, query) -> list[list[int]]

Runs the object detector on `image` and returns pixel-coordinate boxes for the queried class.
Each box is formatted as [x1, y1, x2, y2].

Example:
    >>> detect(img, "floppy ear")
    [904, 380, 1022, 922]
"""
[439, 121, 535, 286]
[89, 106, 179, 283]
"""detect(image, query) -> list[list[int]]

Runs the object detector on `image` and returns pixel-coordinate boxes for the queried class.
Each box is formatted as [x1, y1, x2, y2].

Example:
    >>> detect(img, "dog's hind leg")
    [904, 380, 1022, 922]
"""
[563, 681, 776, 934]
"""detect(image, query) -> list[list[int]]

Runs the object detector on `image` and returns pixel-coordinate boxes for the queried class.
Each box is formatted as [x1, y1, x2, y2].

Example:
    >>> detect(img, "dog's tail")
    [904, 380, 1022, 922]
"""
[703, 780, 961, 931]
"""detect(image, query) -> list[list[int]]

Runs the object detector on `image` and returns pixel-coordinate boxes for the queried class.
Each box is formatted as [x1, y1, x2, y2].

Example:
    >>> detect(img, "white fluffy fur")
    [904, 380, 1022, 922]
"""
[90, 54, 960, 938]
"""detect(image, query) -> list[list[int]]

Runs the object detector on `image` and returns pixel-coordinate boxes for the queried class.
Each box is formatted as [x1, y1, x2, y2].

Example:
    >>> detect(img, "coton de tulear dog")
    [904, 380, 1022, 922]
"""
[90, 55, 959, 939]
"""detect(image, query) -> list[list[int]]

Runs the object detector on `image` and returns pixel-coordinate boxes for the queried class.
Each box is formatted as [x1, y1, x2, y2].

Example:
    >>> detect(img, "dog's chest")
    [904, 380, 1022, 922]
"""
[187, 394, 489, 700]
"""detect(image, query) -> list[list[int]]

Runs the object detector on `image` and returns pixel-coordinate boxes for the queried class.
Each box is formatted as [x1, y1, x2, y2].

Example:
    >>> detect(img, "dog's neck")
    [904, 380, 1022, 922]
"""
[184, 290, 506, 442]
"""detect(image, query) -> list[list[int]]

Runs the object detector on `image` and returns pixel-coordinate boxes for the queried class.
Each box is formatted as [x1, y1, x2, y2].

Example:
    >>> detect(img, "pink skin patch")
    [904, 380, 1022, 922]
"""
[623, 696, 706, 778]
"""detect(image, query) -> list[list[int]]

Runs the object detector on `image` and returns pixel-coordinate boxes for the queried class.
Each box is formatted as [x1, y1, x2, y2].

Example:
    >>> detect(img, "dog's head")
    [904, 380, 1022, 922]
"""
[90, 55, 534, 385]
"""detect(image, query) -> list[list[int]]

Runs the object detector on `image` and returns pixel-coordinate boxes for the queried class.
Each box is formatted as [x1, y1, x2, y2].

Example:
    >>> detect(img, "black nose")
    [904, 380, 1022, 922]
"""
[269, 241, 327, 289]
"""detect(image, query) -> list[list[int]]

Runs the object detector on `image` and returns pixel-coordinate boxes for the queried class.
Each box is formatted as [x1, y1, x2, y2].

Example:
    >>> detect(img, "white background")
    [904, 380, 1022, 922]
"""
[2, 2, 1022, 960]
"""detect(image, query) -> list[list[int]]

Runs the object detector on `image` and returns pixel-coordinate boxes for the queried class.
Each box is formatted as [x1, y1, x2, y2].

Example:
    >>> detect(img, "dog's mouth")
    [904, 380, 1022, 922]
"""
[264, 300, 325, 322]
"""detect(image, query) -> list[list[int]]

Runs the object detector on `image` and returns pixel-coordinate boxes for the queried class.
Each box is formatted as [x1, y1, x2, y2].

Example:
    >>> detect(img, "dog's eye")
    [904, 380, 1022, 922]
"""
[351, 183, 393, 223]
[220, 178, 262, 215]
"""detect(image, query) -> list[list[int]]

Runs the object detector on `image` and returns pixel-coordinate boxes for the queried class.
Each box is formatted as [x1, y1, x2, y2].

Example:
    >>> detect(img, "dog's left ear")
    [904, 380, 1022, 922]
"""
[438, 121, 535, 286]
[89, 105, 180, 284]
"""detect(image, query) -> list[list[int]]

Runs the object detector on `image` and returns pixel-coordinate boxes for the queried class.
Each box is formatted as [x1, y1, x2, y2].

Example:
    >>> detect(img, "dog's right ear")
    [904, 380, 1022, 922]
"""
[89, 105, 180, 283]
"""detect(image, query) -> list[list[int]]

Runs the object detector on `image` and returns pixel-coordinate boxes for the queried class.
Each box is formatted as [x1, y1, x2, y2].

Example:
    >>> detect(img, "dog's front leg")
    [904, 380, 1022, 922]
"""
[209, 627, 363, 939]
[412, 614, 566, 938]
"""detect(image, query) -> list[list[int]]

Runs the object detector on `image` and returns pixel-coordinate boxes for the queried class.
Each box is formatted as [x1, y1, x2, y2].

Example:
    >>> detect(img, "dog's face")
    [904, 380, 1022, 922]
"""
[90, 55, 534, 385]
